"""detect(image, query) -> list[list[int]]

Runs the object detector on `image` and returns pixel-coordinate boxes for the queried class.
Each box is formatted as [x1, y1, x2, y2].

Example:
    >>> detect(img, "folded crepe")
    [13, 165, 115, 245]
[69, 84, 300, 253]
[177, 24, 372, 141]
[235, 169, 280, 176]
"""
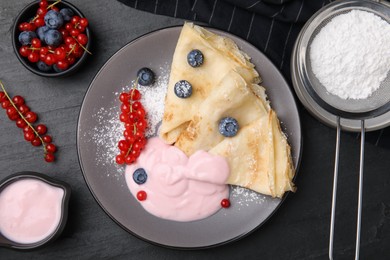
[160, 23, 295, 198]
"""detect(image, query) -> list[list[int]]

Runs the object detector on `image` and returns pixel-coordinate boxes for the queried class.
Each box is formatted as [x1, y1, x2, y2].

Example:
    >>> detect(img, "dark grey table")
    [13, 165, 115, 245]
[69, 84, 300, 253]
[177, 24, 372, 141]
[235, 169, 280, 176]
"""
[1, 0, 389, 259]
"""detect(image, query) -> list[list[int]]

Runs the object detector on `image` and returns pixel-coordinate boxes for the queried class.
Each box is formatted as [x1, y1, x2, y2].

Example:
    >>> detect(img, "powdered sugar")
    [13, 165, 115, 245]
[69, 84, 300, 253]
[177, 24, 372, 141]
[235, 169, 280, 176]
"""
[310, 10, 390, 100]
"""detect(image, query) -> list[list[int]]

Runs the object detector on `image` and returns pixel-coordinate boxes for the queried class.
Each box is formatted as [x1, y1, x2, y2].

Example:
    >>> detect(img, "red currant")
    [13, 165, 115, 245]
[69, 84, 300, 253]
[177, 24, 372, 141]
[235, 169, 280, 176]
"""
[66, 56, 76, 65]
[42, 135, 52, 143]
[119, 93, 129, 103]
[40, 47, 49, 55]
[6, 107, 18, 118]
[1, 100, 11, 109]
[46, 143, 57, 153]
[12, 96, 24, 106]
[116, 154, 125, 164]
[120, 103, 131, 113]
[25, 111, 37, 123]
[65, 23, 73, 31]
[18, 23, 26, 31]
[21, 22, 31, 31]
[28, 52, 39, 63]
[70, 28, 80, 37]
[34, 17, 45, 27]
[31, 137, 42, 147]
[119, 113, 129, 123]
[129, 89, 141, 100]
[31, 38, 41, 48]
[44, 153, 55, 162]
[44, 54, 56, 66]
[59, 28, 69, 38]
[36, 124, 47, 135]
[118, 140, 130, 151]
[79, 18, 89, 27]
[23, 125, 32, 134]
[24, 131, 35, 141]
[51, 6, 59, 12]
[137, 120, 147, 132]
[136, 108, 145, 118]
[132, 101, 143, 110]
[19, 46, 30, 57]
[221, 199, 231, 208]
[16, 118, 27, 128]
[137, 190, 147, 201]
[18, 104, 30, 115]
[128, 112, 138, 122]
[71, 16, 80, 25]
[36, 7, 47, 16]
[0, 92, 6, 102]
[125, 155, 135, 164]
[56, 60, 69, 70]
[77, 34, 88, 45]
[39, 0, 48, 8]
[54, 48, 66, 61]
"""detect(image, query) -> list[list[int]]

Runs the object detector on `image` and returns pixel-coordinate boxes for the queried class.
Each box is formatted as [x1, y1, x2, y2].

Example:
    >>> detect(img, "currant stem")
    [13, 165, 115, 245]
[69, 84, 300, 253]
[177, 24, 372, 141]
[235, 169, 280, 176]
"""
[67, 45, 76, 57]
[72, 36, 92, 55]
[47, 0, 62, 10]
[0, 81, 47, 153]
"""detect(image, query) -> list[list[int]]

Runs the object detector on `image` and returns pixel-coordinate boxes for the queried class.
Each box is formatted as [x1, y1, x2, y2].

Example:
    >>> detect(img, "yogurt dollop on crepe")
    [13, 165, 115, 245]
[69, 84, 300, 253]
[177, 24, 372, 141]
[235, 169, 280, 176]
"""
[125, 137, 230, 222]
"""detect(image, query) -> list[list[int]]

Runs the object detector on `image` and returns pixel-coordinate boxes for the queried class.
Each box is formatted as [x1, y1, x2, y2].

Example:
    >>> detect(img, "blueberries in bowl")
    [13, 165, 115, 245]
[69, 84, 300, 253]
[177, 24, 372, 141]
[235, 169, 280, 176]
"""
[36, 26, 49, 41]
[59, 8, 74, 22]
[37, 61, 52, 72]
[44, 10, 64, 29]
[44, 29, 62, 46]
[18, 31, 37, 45]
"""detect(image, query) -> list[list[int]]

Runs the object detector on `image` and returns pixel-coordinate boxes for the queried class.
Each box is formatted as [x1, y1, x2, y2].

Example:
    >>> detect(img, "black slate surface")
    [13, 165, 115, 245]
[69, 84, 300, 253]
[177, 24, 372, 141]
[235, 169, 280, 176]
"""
[1, 0, 389, 259]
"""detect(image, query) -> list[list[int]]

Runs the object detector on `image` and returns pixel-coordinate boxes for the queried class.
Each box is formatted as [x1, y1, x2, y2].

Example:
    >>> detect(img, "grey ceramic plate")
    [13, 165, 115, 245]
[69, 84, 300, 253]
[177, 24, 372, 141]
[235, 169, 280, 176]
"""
[77, 26, 302, 248]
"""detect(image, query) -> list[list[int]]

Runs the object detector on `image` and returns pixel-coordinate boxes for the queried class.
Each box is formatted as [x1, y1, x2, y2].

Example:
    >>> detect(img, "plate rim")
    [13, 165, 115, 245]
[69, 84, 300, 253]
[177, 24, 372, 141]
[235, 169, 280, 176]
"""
[76, 24, 303, 249]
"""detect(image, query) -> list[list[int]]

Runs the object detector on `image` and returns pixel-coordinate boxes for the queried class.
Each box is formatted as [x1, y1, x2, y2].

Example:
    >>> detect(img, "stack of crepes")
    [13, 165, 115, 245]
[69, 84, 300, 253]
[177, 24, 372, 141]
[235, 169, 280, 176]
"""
[160, 23, 295, 198]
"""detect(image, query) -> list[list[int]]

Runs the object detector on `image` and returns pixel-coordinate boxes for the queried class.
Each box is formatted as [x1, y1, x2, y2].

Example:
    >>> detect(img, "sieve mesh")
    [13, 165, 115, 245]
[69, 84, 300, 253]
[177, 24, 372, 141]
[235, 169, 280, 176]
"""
[298, 1, 390, 119]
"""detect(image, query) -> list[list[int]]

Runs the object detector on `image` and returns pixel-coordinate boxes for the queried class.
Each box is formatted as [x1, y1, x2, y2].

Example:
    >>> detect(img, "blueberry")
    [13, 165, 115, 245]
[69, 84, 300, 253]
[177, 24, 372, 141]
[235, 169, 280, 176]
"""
[187, 49, 204, 67]
[137, 67, 155, 86]
[53, 64, 64, 73]
[36, 26, 50, 41]
[37, 61, 52, 72]
[44, 10, 64, 29]
[133, 168, 148, 184]
[60, 8, 74, 22]
[219, 117, 239, 137]
[174, 80, 192, 98]
[18, 31, 37, 45]
[44, 29, 62, 46]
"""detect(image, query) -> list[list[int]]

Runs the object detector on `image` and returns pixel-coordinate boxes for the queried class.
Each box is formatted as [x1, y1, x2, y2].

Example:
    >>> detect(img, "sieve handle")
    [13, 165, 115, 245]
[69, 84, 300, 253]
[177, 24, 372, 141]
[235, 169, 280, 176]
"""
[329, 118, 365, 260]
[355, 120, 365, 260]
[329, 116, 341, 260]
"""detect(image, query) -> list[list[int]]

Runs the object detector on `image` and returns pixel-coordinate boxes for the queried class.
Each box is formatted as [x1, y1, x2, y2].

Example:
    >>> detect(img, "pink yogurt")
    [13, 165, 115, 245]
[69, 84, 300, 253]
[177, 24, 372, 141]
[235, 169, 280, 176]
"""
[125, 137, 230, 222]
[0, 178, 64, 244]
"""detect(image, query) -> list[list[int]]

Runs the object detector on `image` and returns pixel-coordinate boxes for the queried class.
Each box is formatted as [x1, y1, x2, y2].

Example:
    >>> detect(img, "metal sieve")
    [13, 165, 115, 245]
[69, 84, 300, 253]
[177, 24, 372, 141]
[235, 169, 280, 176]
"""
[291, 0, 390, 259]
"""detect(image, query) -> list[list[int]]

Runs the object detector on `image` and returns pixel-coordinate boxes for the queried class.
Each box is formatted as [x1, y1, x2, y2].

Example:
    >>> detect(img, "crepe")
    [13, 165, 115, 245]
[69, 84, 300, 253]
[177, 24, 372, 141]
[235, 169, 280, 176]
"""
[160, 23, 295, 198]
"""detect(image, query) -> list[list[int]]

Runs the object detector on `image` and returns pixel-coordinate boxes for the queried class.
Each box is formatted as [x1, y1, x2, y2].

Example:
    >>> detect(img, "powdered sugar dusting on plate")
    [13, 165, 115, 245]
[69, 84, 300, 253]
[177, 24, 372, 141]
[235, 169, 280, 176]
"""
[231, 186, 266, 207]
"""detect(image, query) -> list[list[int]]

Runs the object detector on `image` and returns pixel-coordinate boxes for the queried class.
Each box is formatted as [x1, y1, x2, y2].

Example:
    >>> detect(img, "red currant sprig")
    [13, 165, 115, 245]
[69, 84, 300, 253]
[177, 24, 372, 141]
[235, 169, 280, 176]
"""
[0, 81, 57, 163]
[116, 79, 148, 165]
